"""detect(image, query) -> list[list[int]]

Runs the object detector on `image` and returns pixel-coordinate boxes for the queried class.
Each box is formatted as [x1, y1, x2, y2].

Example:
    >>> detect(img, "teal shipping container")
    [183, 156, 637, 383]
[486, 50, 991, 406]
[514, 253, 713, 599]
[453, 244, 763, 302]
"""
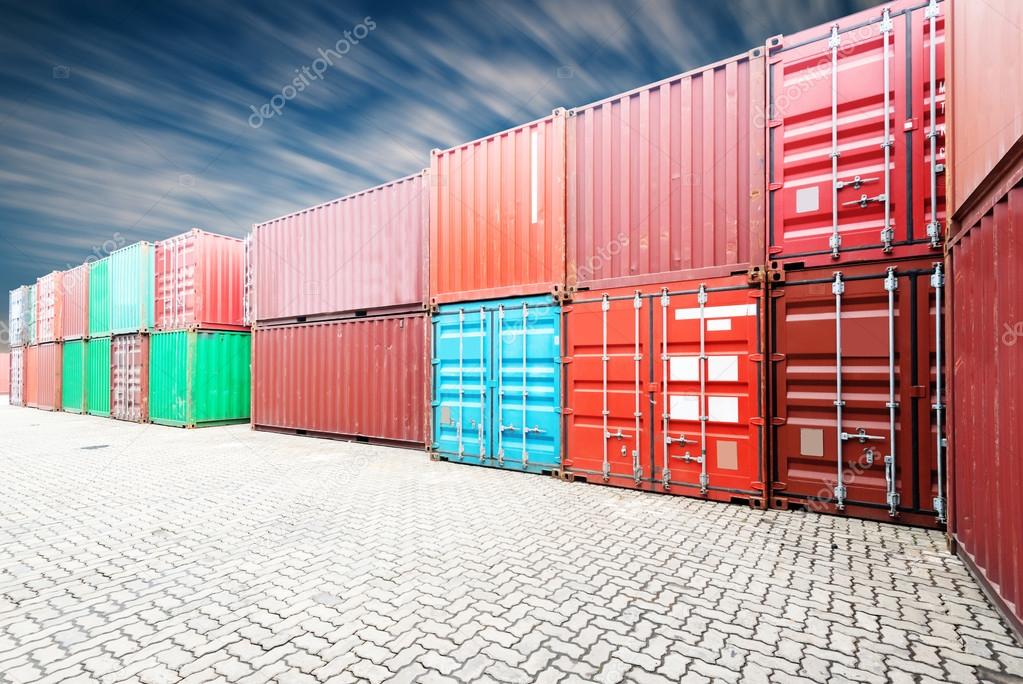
[110, 242, 155, 334]
[62, 340, 86, 413]
[149, 330, 250, 427]
[89, 257, 111, 337]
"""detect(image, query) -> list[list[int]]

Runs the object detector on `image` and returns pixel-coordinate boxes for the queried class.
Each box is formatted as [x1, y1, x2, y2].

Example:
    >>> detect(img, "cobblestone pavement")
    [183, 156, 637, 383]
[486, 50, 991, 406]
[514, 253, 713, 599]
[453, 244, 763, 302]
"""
[0, 403, 1021, 684]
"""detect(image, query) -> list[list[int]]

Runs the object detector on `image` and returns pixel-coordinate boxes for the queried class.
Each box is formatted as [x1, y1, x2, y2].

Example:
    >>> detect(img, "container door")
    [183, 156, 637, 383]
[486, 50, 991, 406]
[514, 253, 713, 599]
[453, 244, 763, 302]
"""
[433, 305, 490, 461]
[10, 347, 24, 406]
[156, 232, 197, 329]
[9, 288, 24, 347]
[88, 337, 112, 418]
[89, 258, 111, 337]
[62, 340, 86, 413]
[193, 332, 250, 424]
[149, 331, 190, 426]
[654, 285, 763, 500]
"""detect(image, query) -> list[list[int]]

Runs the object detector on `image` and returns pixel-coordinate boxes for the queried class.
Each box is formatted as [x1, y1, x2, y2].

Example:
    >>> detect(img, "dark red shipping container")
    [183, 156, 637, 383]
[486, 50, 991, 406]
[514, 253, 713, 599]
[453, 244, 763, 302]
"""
[35, 342, 62, 411]
[567, 50, 766, 290]
[431, 112, 566, 305]
[252, 314, 429, 446]
[111, 333, 149, 423]
[769, 257, 944, 528]
[562, 275, 766, 505]
[155, 228, 246, 330]
[253, 173, 428, 323]
[766, 0, 946, 268]
[61, 263, 89, 340]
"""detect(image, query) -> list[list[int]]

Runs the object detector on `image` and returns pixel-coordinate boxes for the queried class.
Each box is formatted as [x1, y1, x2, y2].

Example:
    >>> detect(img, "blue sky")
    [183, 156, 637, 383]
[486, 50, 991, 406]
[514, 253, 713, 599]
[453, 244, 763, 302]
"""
[0, 0, 874, 348]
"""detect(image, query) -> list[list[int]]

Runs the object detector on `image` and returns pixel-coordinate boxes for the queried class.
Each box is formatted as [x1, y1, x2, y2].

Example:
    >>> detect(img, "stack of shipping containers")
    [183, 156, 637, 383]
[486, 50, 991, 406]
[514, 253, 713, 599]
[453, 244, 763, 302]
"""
[7, 284, 34, 407]
[250, 175, 429, 446]
[60, 263, 89, 414]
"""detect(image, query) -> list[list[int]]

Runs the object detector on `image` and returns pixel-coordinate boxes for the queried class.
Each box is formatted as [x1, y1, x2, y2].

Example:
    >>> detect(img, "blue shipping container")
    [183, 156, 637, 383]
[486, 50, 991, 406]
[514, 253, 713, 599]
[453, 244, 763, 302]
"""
[432, 295, 561, 473]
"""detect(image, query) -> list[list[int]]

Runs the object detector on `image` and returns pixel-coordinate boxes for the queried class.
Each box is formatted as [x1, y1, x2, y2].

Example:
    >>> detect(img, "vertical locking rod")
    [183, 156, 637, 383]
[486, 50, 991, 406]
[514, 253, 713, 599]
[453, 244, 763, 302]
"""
[881, 8, 894, 252]
[698, 285, 709, 493]
[829, 24, 842, 258]
[933, 264, 946, 522]
[833, 273, 847, 508]
[660, 289, 671, 488]
[884, 268, 900, 516]
[601, 294, 611, 481]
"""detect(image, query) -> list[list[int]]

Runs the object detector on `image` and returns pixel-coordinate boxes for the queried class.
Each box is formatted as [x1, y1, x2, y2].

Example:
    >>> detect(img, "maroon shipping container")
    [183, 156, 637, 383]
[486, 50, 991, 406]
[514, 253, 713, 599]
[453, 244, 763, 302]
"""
[769, 257, 944, 529]
[35, 342, 62, 411]
[252, 314, 429, 446]
[766, 0, 946, 268]
[155, 228, 246, 330]
[61, 263, 89, 340]
[946, 149, 1023, 639]
[9, 347, 23, 405]
[36, 271, 63, 343]
[253, 173, 428, 323]
[431, 112, 566, 305]
[111, 333, 149, 422]
[567, 50, 766, 290]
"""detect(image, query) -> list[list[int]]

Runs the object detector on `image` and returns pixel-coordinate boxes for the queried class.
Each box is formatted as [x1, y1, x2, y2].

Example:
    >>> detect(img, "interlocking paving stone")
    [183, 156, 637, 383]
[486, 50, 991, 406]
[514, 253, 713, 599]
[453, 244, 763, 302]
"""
[0, 403, 1021, 683]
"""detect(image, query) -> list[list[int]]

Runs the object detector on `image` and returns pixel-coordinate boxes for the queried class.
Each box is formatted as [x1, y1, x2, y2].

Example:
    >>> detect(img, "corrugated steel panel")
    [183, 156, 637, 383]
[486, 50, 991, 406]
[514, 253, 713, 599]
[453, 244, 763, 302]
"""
[766, 0, 946, 267]
[567, 51, 766, 290]
[61, 264, 89, 340]
[89, 257, 111, 337]
[769, 257, 943, 528]
[0, 351, 9, 395]
[432, 296, 561, 472]
[253, 173, 429, 323]
[562, 276, 765, 501]
[947, 172, 1023, 639]
[243, 234, 254, 326]
[8, 286, 30, 347]
[111, 334, 147, 422]
[946, 0, 1023, 215]
[110, 242, 155, 334]
[10, 347, 23, 405]
[155, 228, 246, 330]
[61, 339, 86, 413]
[149, 330, 250, 427]
[252, 314, 429, 446]
[431, 113, 567, 304]
[24, 345, 38, 407]
[36, 271, 63, 343]
[25, 285, 36, 346]
[87, 336, 112, 418]
[35, 342, 62, 411]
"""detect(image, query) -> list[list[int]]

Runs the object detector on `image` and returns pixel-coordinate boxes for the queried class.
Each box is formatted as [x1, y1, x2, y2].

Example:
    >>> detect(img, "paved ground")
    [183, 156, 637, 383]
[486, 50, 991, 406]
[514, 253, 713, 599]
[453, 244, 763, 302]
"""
[0, 402, 1021, 684]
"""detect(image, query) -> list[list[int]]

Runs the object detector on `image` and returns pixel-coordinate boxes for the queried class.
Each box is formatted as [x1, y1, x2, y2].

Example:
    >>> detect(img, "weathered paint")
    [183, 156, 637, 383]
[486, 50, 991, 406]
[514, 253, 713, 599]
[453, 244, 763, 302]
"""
[111, 334, 147, 422]
[61, 263, 89, 340]
[86, 337, 112, 418]
[155, 228, 246, 330]
[110, 242, 155, 334]
[35, 342, 62, 411]
[61, 339, 86, 413]
[89, 257, 111, 337]
[36, 272, 63, 343]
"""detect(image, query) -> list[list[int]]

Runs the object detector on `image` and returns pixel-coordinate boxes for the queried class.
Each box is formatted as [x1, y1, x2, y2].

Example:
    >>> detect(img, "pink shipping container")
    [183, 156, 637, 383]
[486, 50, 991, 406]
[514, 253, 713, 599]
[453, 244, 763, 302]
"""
[36, 271, 63, 343]
[252, 173, 428, 323]
[35, 342, 61, 411]
[9, 347, 22, 405]
[155, 228, 246, 330]
[252, 313, 429, 446]
[431, 111, 567, 305]
[567, 49, 766, 290]
[111, 333, 149, 422]
[0, 351, 9, 395]
[61, 263, 89, 340]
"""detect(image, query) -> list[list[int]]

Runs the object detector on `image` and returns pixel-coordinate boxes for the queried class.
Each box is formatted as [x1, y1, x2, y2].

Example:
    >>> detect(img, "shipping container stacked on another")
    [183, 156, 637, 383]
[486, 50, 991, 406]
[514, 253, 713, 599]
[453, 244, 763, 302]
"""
[36, 271, 63, 344]
[61, 263, 89, 341]
[251, 173, 430, 446]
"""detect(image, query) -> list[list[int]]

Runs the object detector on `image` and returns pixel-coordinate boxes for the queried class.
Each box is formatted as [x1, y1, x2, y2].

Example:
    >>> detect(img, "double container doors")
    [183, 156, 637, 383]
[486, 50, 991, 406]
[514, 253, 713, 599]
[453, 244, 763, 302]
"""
[433, 296, 561, 474]
[562, 276, 765, 503]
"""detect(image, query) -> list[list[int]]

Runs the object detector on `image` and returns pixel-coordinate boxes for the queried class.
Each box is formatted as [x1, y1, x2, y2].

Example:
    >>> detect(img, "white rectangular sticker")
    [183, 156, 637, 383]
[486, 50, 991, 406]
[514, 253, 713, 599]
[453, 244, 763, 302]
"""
[708, 396, 739, 423]
[669, 356, 700, 382]
[796, 186, 820, 213]
[530, 130, 539, 224]
[706, 318, 732, 332]
[675, 303, 756, 321]
[669, 395, 700, 421]
[707, 356, 738, 382]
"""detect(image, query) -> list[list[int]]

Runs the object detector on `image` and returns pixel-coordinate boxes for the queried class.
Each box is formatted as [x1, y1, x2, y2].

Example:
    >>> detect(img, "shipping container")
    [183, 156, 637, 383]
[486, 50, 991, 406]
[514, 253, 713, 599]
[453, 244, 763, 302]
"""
[61, 339, 86, 413]
[25, 284, 36, 346]
[110, 242, 155, 334]
[946, 0, 1023, 215]
[155, 228, 246, 331]
[87, 336, 111, 418]
[253, 314, 429, 446]
[253, 173, 429, 323]
[768, 257, 943, 528]
[36, 271, 63, 343]
[8, 285, 31, 347]
[243, 234, 254, 326]
[61, 263, 89, 340]
[111, 333, 147, 422]
[35, 342, 62, 411]
[24, 345, 38, 407]
[89, 257, 111, 337]
[567, 50, 766, 290]
[766, 0, 946, 268]
[0, 351, 9, 395]
[561, 276, 765, 503]
[431, 112, 567, 305]
[946, 145, 1023, 639]
[9, 347, 23, 405]
[432, 296, 561, 473]
[149, 330, 250, 427]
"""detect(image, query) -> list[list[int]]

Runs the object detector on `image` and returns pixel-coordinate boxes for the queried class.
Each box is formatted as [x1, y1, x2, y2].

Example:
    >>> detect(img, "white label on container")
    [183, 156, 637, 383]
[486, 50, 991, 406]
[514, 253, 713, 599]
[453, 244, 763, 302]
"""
[669, 356, 700, 381]
[796, 186, 820, 213]
[708, 396, 739, 423]
[530, 130, 539, 224]
[801, 428, 825, 457]
[675, 303, 756, 321]
[707, 355, 739, 382]
[706, 318, 732, 331]
[669, 395, 700, 421]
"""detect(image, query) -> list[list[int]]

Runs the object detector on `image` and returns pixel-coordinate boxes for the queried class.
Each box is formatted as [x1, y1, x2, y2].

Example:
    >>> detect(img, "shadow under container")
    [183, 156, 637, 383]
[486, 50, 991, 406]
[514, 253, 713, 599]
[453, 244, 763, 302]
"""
[149, 330, 250, 428]
[62, 339, 86, 414]
[86, 337, 112, 418]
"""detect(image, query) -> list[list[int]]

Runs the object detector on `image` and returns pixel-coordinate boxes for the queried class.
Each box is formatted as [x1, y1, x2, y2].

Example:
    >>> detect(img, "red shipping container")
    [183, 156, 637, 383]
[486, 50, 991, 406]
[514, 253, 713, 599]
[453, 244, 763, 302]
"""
[0, 351, 9, 395]
[766, 0, 946, 268]
[155, 228, 246, 330]
[567, 50, 766, 290]
[562, 275, 766, 505]
[9, 347, 23, 405]
[24, 345, 38, 407]
[252, 313, 429, 446]
[61, 263, 89, 340]
[111, 333, 149, 423]
[35, 342, 62, 411]
[769, 257, 943, 528]
[431, 112, 566, 305]
[36, 271, 63, 343]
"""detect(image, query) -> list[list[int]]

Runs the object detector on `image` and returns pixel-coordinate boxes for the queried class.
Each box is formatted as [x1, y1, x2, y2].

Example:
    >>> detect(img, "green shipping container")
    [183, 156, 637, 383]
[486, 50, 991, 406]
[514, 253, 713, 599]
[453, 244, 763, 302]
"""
[87, 337, 112, 417]
[149, 330, 250, 428]
[89, 257, 111, 337]
[62, 340, 87, 413]
[110, 242, 155, 334]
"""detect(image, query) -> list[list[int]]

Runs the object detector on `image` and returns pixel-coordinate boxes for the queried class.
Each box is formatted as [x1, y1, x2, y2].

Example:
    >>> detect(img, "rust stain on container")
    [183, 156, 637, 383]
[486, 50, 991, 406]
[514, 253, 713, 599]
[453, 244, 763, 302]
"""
[567, 50, 766, 290]
[61, 263, 89, 340]
[431, 112, 566, 304]
[155, 228, 246, 330]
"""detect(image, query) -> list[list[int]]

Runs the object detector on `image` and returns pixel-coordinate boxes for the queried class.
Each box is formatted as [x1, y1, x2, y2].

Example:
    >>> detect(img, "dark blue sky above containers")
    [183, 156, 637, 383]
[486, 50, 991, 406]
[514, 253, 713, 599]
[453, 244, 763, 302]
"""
[0, 0, 874, 346]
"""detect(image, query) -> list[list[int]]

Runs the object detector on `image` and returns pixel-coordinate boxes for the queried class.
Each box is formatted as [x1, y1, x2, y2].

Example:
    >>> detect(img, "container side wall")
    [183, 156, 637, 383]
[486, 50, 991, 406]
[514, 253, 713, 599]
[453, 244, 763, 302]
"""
[61, 339, 86, 413]
[88, 257, 111, 337]
[87, 337, 112, 417]
[193, 331, 250, 424]
[9, 287, 26, 347]
[24, 345, 38, 407]
[36, 342, 62, 411]
[61, 264, 90, 340]
[148, 331, 189, 426]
